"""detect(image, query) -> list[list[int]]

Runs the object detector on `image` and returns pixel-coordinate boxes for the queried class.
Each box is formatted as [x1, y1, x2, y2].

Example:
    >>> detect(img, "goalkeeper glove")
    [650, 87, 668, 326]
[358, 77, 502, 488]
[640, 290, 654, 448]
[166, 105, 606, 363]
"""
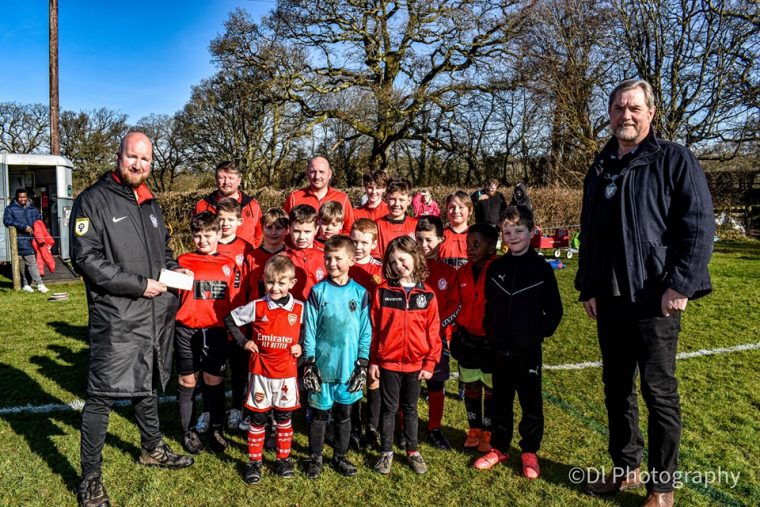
[302, 357, 322, 392]
[347, 358, 368, 393]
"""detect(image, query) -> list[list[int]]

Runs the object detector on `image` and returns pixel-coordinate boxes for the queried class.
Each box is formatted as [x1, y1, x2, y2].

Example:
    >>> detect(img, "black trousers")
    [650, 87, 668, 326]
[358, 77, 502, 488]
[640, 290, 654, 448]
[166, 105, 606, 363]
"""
[379, 369, 421, 453]
[597, 297, 681, 493]
[225, 340, 249, 410]
[80, 394, 162, 477]
[490, 346, 543, 454]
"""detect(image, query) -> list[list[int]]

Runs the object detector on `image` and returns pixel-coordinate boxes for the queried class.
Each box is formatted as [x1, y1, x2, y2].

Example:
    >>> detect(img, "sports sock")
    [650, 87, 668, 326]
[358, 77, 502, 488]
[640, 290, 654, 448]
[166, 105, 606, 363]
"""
[204, 381, 226, 430]
[275, 419, 294, 460]
[177, 384, 195, 433]
[332, 403, 351, 456]
[308, 409, 329, 457]
[367, 387, 381, 432]
[464, 382, 483, 429]
[483, 386, 495, 430]
[427, 389, 445, 431]
[247, 425, 266, 461]
[350, 400, 362, 436]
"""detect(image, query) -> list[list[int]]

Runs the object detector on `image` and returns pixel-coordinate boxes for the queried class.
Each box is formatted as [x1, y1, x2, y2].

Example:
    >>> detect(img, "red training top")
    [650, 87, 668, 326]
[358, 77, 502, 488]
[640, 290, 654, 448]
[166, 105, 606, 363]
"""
[229, 294, 304, 380]
[285, 246, 326, 301]
[283, 186, 355, 234]
[369, 280, 441, 373]
[451, 258, 495, 336]
[375, 215, 418, 259]
[216, 236, 255, 307]
[349, 258, 384, 297]
[353, 201, 389, 222]
[176, 252, 238, 329]
[194, 191, 263, 248]
[439, 226, 468, 269]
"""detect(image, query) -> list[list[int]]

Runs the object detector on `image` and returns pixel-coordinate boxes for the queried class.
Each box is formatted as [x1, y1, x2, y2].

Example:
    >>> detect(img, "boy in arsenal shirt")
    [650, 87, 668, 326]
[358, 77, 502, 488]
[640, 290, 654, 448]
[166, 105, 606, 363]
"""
[225, 255, 305, 484]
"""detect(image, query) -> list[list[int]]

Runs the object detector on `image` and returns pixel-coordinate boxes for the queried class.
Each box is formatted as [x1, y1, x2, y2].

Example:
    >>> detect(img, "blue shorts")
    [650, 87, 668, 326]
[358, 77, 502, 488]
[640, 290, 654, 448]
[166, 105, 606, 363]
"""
[308, 380, 362, 410]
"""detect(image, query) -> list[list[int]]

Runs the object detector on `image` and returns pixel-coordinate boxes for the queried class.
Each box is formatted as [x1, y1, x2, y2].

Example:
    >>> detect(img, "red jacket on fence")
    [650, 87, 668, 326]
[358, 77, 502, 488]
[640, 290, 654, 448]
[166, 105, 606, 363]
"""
[32, 220, 56, 274]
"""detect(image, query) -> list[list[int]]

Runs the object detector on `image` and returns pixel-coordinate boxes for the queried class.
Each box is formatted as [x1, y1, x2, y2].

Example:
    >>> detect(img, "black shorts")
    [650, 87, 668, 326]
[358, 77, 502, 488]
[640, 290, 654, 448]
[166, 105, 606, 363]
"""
[430, 337, 450, 382]
[450, 330, 492, 373]
[174, 326, 228, 376]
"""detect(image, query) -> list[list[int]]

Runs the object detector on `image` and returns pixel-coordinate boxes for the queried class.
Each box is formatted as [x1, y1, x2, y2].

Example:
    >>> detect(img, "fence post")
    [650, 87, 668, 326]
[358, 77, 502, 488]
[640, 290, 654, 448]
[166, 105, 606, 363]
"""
[8, 227, 20, 290]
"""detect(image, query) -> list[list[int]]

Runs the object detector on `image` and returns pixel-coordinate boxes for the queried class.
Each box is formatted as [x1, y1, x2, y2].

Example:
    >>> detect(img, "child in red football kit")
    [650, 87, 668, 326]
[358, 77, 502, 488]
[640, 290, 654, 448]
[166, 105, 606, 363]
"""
[375, 178, 418, 258]
[224, 255, 304, 484]
[175, 212, 239, 455]
[316, 200, 345, 247]
[369, 236, 441, 475]
[248, 207, 289, 300]
[450, 223, 499, 453]
[214, 198, 255, 431]
[285, 204, 326, 301]
[439, 190, 472, 268]
[348, 218, 384, 450]
[415, 216, 458, 450]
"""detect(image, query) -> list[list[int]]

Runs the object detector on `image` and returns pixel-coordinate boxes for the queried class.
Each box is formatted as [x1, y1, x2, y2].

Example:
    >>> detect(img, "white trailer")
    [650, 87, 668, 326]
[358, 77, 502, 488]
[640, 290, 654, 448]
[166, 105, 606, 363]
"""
[1, 153, 74, 262]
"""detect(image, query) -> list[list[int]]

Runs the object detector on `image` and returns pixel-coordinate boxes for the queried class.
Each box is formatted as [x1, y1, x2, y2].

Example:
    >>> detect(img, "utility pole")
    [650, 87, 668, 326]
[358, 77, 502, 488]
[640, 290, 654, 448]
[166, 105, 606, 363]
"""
[49, 0, 60, 155]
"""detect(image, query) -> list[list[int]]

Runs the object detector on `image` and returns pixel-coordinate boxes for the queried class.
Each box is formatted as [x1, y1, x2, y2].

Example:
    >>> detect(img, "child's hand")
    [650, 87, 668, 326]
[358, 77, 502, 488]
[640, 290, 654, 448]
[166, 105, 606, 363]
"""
[290, 344, 302, 358]
[418, 369, 433, 381]
[368, 364, 380, 383]
[244, 341, 259, 354]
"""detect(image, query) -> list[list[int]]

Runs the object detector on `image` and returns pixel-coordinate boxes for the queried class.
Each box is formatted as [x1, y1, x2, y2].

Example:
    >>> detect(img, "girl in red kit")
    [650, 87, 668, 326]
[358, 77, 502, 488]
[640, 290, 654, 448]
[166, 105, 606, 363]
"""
[369, 236, 441, 475]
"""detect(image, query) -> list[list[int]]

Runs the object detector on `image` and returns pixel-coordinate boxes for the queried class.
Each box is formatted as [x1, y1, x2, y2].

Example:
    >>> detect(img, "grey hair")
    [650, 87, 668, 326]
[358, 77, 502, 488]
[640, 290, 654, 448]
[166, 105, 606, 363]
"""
[608, 79, 655, 110]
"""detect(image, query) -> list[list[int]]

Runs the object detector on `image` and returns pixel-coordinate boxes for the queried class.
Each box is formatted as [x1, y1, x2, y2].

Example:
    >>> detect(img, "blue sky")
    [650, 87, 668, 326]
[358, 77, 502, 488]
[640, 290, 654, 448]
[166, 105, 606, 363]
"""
[0, 0, 272, 122]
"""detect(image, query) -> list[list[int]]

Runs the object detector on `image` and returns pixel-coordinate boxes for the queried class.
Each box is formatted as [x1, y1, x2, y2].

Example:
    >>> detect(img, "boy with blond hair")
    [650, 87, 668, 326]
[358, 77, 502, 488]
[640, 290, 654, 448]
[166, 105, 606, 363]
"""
[225, 255, 304, 483]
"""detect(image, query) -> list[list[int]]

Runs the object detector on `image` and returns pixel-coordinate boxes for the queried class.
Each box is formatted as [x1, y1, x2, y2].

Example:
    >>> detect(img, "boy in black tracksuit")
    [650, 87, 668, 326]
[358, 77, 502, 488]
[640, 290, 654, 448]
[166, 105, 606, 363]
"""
[475, 205, 562, 479]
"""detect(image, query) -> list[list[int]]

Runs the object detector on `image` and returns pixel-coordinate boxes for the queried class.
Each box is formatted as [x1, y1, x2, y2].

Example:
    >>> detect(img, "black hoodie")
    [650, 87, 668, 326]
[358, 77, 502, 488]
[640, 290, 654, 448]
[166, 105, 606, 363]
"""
[484, 249, 563, 355]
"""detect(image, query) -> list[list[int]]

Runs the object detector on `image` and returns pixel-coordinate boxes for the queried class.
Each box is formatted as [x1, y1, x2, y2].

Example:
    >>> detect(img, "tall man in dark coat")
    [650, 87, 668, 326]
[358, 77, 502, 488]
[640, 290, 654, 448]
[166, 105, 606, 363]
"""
[71, 132, 193, 507]
[576, 79, 714, 507]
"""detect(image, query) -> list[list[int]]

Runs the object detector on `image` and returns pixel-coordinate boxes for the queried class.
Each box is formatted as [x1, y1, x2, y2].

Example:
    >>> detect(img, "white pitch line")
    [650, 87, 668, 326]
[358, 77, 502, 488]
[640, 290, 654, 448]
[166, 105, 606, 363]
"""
[544, 342, 760, 371]
[2, 344, 759, 415]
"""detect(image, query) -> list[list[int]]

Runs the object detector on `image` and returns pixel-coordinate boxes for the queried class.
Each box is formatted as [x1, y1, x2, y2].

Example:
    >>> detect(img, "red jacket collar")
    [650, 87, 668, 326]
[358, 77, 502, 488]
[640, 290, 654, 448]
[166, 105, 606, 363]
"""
[111, 172, 154, 204]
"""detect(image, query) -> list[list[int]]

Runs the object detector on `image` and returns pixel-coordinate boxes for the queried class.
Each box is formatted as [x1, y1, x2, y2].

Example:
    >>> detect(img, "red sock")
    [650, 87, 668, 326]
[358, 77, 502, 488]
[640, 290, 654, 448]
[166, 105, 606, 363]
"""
[427, 390, 445, 431]
[275, 419, 293, 460]
[247, 425, 265, 461]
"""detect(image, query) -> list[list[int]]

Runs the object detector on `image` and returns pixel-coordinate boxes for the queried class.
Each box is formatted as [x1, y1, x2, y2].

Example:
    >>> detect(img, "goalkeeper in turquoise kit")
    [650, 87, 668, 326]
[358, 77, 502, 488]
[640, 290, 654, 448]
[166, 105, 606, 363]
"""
[302, 235, 372, 479]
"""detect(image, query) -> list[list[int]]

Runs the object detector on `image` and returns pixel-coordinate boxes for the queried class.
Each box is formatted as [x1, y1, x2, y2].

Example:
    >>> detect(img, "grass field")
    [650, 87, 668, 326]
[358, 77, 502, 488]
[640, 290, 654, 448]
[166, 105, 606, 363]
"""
[1, 241, 758, 506]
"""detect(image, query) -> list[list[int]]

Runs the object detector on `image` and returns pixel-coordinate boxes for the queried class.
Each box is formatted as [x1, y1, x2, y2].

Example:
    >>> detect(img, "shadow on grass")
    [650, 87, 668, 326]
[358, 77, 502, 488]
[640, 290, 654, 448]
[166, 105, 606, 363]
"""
[48, 321, 89, 343]
[30, 343, 89, 401]
[0, 363, 140, 494]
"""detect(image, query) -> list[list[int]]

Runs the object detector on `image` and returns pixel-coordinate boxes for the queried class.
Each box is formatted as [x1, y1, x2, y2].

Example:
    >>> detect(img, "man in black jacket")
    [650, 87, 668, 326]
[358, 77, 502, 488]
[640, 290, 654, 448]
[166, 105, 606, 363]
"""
[471, 178, 507, 227]
[576, 79, 714, 507]
[71, 132, 193, 507]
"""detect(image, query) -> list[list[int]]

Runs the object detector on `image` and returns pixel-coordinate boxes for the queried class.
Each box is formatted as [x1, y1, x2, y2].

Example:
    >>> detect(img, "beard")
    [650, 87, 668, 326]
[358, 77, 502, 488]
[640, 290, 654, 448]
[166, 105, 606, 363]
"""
[117, 165, 150, 189]
[612, 124, 644, 143]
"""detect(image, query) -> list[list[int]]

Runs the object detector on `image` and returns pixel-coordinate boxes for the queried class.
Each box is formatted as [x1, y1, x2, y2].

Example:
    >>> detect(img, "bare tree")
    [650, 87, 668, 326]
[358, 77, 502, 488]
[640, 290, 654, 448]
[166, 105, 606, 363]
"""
[614, 0, 759, 155]
[518, 0, 621, 184]
[134, 114, 186, 192]
[0, 102, 50, 154]
[176, 68, 307, 188]
[211, 1, 529, 171]
[59, 108, 128, 189]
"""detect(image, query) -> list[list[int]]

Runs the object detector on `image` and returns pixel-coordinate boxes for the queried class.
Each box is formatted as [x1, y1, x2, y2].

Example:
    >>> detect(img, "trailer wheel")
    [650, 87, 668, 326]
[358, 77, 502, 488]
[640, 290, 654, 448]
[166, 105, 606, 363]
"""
[566, 251, 573, 259]
[554, 249, 561, 258]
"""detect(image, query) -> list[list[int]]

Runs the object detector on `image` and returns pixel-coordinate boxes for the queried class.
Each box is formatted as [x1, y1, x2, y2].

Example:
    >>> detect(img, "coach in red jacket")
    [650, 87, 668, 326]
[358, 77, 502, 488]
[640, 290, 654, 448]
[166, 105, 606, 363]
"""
[195, 161, 263, 247]
[283, 156, 354, 234]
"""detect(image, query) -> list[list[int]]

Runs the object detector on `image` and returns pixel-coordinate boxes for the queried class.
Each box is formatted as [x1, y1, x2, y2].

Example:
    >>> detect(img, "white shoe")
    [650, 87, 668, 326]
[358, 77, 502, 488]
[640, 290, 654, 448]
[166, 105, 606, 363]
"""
[37, 284, 49, 293]
[22, 285, 34, 293]
[227, 409, 242, 431]
[238, 415, 251, 432]
[195, 412, 210, 434]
